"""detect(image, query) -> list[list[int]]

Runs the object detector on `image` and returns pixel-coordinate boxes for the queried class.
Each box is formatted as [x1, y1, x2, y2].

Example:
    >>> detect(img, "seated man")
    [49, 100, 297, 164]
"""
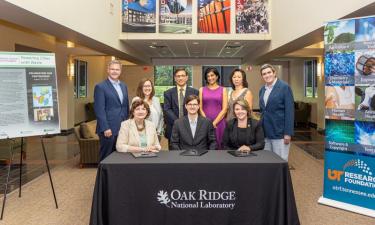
[170, 95, 216, 150]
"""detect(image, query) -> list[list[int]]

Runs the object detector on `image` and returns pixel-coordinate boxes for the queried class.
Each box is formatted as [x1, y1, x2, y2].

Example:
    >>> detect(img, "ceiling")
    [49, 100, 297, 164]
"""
[123, 39, 269, 59]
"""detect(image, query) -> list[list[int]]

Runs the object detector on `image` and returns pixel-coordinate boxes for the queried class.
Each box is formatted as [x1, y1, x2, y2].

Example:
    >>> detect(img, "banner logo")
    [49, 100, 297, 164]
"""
[156, 189, 236, 210]
[328, 169, 344, 181]
[328, 159, 375, 188]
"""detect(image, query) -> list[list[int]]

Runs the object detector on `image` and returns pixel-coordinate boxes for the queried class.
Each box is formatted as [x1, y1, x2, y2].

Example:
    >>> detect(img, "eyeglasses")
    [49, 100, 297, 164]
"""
[186, 103, 199, 107]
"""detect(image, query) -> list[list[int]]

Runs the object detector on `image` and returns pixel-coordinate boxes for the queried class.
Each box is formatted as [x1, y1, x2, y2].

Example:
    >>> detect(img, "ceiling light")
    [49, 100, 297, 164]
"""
[192, 42, 199, 45]
[233, 42, 241, 45]
[225, 51, 231, 54]
[149, 45, 156, 49]
[67, 41, 75, 48]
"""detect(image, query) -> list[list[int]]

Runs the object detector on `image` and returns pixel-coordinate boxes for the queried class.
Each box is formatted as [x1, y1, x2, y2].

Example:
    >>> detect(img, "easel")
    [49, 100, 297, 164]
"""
[0, 135, 58, 220]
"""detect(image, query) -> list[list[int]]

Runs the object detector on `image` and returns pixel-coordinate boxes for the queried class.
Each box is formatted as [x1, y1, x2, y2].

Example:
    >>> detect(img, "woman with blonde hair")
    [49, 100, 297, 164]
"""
[222, 99, 264, 152]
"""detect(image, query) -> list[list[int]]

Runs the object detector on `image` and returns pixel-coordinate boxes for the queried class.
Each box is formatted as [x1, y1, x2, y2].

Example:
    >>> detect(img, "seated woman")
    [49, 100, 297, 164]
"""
[116, 99, 161, 153]
[222, 99, 264, 152]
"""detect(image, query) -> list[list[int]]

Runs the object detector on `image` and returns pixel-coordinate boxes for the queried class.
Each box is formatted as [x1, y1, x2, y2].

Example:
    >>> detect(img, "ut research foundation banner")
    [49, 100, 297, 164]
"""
[319, 16, 375, 217]
[0, 52, 60, 139]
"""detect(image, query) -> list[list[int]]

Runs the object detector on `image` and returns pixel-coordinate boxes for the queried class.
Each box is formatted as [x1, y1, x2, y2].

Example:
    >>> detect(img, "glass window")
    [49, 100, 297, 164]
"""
[74, 60, 87, 98]
[304, 60, 317, 98]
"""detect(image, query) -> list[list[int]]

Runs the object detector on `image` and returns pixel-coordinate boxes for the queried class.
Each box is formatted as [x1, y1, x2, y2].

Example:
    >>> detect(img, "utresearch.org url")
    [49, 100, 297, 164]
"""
[332, 185, 375, 198]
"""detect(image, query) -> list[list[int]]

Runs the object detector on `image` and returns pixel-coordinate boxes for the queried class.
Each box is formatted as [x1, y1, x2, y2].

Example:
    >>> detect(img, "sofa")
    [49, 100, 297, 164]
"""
[74, 120, 99, 167]
[294, 101, 311, 127]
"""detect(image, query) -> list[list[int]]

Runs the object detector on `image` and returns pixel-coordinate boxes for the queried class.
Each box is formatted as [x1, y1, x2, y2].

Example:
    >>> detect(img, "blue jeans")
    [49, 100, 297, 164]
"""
[264, 138, 290, 161]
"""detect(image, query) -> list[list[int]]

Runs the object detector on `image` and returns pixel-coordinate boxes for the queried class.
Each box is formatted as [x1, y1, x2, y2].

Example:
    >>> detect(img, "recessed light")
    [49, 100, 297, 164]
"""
[149, 45, 156, 49]
[192, 42, 199, 45]
[225, 51, 231, 54]
[233, 41, 240, 45]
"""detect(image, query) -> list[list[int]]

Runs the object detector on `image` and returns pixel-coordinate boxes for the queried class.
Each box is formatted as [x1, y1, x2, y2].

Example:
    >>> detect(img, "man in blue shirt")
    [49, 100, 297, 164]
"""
[259, 64, 294, 161]
[94, 60, 129, 161]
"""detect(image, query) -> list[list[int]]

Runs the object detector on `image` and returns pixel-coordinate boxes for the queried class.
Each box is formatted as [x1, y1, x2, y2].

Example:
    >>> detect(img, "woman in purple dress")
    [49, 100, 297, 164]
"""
[199, 67, 228, 150]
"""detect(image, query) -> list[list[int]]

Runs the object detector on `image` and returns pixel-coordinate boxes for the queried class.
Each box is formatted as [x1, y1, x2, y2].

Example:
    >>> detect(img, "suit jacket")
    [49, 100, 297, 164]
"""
[163, 86, 199, 139]
[259, 79, 294, 139]
[94, 79, 129, 136]
[116, 119, 161, 152]
[222, 118, 265, 150]
[170, 116, 216, 150]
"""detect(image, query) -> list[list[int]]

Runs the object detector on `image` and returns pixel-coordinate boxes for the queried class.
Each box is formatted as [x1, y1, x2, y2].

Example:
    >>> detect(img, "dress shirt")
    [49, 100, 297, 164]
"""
[108, 77, 123, 104]
[188, 115, 197, 138]
[263, 78, 277, 106]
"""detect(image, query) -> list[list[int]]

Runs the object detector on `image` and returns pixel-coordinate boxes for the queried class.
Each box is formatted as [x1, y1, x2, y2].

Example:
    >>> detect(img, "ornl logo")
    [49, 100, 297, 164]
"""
[157, 189, 236, 210]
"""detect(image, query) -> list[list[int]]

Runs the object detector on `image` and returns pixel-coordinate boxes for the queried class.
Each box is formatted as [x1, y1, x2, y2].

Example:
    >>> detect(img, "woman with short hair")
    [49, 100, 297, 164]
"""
[116, 99, 161, 152]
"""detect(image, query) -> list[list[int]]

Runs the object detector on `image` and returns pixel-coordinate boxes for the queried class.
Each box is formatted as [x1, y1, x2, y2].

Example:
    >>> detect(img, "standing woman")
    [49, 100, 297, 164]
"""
[199, 68, 228, 149]
[132, 78, 164, 138]
[227, 69, 253, 121]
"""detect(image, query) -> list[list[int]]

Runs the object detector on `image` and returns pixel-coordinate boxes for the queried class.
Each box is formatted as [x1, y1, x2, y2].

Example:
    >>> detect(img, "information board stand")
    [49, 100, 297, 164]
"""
[0, 136, 58, 219]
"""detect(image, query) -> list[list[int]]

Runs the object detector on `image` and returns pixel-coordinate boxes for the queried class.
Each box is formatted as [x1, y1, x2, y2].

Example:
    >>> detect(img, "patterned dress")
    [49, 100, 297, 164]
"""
[202, 86, 226, 150]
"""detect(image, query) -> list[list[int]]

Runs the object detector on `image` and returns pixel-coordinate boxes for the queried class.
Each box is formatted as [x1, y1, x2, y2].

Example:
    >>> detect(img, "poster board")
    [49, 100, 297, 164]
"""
[319, 16, 375, 217]
[0, 52, 60, 139]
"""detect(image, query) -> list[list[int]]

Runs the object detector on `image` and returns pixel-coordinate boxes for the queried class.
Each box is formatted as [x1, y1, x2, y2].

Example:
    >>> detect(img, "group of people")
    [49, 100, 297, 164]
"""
[94, 60, 294, 162]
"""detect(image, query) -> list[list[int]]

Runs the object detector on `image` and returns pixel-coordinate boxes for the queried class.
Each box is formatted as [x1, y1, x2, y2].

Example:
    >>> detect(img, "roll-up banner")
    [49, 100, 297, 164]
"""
[319, 16, 375, 217]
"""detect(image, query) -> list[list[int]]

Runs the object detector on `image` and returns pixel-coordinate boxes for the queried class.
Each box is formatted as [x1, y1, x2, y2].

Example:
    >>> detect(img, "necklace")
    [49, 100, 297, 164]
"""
[135, 120, 145, 131]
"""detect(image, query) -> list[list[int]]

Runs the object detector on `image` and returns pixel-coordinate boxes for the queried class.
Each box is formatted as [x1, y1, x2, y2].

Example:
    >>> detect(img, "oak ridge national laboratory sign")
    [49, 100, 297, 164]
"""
[157, 189, 236, 210]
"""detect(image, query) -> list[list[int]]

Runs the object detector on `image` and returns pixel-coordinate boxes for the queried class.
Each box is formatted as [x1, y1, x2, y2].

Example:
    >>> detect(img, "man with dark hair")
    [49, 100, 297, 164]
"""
[170, 95, 216, 150]
[164, 68, 199, 149]
[259, 64, 294, 161]
[94, 60, 129, 161]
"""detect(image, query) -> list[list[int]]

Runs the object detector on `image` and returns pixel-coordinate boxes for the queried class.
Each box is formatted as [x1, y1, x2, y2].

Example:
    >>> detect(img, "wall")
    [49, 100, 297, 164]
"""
[270, 0, 373, 51]
[288, 58, 326, 129]
[0, 21, 111, 129]
[73, 56, 107, 124]
[122, 66, 154, 101]
[0, 21, 74, 130]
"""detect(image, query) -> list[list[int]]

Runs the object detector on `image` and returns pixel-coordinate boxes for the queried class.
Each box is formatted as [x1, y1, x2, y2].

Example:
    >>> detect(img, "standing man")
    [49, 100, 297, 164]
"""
[259, 64, 294, 161]
[170, 95, 216, 150]
[164, 68, 199, 149]
[94, 60, 129, 161]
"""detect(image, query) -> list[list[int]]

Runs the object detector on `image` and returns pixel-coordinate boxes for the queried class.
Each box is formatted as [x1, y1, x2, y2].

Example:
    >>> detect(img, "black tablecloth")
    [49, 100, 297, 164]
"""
[90, 150, 300, 225]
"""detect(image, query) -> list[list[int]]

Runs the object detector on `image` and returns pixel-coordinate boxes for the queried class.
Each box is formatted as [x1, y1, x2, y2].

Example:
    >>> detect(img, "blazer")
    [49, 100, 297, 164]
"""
[222, 118, 265, 151]
[163, 86, 199, 139]
[116, 119, 161, 152]
[259, 79, 294, 139]
[94, 79, 129, 136]
[132, 96, 164, 135]
[170, 116, 216, 150]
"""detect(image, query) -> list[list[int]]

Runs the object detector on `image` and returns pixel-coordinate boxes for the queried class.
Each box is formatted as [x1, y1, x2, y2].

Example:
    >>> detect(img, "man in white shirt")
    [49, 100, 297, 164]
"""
[170, 95, 216, 150]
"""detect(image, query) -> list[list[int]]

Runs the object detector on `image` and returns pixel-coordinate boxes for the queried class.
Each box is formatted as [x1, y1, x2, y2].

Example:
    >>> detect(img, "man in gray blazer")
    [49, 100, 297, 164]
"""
[170, 95, 216, 150]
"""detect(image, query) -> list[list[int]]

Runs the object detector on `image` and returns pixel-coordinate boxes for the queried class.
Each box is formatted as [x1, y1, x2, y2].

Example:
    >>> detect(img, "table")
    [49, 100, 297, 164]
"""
[89, 150, 300, 225]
